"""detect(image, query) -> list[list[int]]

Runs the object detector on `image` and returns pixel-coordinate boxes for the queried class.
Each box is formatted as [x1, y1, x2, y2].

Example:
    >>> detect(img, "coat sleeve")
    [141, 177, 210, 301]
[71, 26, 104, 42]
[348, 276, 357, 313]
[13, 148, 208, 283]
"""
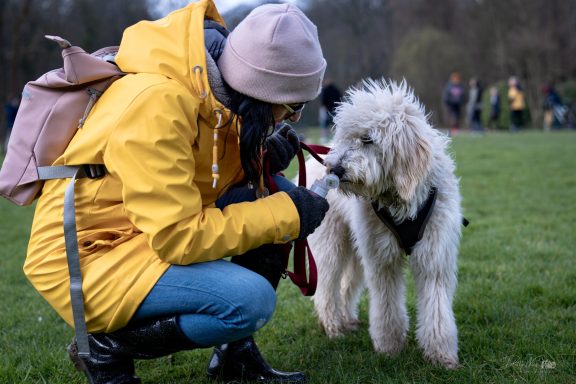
[103, 81, 300, 264]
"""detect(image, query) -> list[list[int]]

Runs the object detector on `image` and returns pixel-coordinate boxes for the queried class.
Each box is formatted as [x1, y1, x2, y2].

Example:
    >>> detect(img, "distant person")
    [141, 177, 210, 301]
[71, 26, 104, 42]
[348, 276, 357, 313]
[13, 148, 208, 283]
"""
[319, 78, 342, 143]
[507, 76, 526, 132]
[442, 71, 465, 135]
[565, 98, 576, 129]
[466, 78, 484, 133]
[3, 95, 19, 152]
[542, 83, 564, 130]
[488, 86, 501, 130]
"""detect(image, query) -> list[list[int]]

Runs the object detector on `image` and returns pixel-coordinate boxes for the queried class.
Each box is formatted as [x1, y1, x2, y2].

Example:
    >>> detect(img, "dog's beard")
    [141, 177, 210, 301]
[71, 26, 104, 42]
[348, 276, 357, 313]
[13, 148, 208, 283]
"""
[327, 144, 409, 212]
[329, 156, 394, 201]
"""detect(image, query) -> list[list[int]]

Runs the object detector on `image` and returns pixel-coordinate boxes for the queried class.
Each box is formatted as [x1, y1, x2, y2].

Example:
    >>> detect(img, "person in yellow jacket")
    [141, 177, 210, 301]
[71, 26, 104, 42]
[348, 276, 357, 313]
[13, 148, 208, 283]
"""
[507, 76, 526, 131]
[24, 1, 329, 383]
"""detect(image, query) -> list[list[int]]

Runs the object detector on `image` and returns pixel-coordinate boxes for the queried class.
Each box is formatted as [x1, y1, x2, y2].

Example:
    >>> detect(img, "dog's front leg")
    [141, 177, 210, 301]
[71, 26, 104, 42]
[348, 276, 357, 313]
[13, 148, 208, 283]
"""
[339, 255, 364, 331]
[410, 244, 459, 369]
[362, 254, 408, 356]
[310, 210, 354, 338]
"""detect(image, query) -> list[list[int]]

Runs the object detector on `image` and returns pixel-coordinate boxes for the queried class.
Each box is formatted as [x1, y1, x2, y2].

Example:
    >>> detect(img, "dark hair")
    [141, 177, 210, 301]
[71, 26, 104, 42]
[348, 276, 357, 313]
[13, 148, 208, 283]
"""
[228, 92, 275, 185]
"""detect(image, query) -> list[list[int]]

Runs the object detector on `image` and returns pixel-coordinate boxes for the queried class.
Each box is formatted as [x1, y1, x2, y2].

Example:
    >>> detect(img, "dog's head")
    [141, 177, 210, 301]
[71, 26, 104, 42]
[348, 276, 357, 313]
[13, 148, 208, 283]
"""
[325, 79, 434, 204]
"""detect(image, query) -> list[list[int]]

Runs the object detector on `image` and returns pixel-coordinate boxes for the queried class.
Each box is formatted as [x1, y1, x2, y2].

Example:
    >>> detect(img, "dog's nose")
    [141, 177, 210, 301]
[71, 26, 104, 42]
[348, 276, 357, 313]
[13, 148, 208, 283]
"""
[330, 165, 345, 179]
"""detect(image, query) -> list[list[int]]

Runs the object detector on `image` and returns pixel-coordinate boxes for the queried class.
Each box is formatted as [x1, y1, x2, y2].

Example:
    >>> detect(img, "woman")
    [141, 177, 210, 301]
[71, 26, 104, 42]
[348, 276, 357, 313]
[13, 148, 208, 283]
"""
[24, 1, 329, 383]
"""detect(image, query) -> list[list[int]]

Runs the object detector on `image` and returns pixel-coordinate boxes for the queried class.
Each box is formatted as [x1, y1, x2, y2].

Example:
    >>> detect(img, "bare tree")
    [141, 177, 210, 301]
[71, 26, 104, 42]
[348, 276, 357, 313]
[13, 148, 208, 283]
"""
[1, 0, 575, 134]
[0, 0, 151, 149]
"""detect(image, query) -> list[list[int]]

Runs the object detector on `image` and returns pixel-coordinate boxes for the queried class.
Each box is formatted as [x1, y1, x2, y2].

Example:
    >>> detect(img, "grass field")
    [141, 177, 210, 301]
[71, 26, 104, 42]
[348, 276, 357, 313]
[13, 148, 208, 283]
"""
[1, 130, 575, 383]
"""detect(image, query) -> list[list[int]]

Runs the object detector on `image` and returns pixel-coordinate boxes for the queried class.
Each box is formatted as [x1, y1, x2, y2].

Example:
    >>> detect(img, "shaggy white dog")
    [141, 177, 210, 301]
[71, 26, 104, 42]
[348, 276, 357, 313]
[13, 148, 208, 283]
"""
[306, 79, 463, 369]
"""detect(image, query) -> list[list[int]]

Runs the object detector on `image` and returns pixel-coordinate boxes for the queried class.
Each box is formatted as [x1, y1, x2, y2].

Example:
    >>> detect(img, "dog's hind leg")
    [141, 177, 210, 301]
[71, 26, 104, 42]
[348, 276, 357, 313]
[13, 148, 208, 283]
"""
[409, 240, 459, 369]
[362, 254, 408, 356]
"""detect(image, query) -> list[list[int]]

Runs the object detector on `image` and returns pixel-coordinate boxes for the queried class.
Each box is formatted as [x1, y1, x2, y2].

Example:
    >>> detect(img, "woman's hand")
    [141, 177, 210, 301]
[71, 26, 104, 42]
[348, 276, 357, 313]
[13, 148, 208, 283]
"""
[286, 186, 330, 239]
[265, 124, 300, 174]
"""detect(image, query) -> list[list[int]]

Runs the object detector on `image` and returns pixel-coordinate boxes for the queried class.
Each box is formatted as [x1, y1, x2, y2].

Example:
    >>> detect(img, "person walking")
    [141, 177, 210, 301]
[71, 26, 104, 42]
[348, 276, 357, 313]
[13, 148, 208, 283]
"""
[23, 1, 329, 383]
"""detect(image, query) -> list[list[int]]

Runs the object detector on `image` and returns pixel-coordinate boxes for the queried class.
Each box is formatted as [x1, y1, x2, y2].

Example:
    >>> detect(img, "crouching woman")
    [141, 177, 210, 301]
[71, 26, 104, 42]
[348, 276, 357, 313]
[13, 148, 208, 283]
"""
[23, 1, 328, 383]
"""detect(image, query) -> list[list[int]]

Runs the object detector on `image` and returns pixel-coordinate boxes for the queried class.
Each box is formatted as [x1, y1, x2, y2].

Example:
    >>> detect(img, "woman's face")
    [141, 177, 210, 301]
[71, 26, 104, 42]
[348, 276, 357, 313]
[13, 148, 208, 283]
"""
[272, 103, 306, 124]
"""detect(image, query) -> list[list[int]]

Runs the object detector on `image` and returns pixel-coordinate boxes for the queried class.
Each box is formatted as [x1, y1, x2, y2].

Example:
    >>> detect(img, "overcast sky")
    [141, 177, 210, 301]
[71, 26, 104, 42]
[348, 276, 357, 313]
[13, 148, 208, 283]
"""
[150, 0, 302, 17]
[213, 0, 260, 13]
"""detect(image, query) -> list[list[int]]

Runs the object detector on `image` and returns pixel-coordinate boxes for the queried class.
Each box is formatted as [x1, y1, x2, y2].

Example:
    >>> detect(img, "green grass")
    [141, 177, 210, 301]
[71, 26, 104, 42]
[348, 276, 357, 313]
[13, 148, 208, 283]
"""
[1, 130, 576, 383]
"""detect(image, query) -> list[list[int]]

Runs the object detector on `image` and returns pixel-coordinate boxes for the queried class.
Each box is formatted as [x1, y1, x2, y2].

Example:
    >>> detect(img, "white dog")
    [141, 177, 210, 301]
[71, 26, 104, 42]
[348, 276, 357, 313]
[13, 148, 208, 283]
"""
[306, 79, 463, 369]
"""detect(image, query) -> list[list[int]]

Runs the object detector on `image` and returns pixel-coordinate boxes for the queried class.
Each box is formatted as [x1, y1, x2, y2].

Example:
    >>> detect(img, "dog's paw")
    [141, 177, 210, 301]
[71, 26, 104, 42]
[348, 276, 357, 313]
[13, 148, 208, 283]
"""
[320, 321, 348, 338]
[424, 352, 460, 370]
[372, 338, 406, 357]
[323, 325, 346, 338]
[371, 327, 407, 357]
[343, 319, 361, 332]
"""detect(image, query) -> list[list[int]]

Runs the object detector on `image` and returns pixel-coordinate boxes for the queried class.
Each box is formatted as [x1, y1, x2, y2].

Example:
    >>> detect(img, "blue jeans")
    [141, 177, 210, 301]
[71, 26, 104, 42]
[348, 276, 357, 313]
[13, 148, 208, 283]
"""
[132, 175, 295, 347]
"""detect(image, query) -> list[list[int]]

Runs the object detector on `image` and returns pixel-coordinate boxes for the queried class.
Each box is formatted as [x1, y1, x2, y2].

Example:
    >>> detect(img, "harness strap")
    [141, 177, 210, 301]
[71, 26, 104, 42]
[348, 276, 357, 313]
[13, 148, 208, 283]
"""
[371, 187, 438, 255]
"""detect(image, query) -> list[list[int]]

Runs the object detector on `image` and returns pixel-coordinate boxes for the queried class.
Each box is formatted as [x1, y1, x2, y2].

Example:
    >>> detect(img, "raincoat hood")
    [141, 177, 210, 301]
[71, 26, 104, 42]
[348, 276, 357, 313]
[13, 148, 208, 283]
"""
[115, 0, 225, 94]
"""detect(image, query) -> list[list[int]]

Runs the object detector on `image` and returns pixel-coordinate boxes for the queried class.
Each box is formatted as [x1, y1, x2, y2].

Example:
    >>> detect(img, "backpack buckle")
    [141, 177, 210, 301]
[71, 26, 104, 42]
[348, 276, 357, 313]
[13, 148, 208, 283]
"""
[82, 164, 106, 179]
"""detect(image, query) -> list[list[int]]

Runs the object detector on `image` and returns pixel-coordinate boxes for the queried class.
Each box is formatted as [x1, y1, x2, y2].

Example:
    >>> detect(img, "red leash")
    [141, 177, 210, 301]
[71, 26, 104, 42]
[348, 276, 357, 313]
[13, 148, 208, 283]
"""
[265, 143, 331, 296]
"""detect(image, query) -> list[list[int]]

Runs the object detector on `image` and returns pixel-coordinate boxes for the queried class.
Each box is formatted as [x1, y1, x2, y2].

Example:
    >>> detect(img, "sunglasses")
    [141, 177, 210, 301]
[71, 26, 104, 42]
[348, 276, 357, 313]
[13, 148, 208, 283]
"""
[282, 103, 306, 120]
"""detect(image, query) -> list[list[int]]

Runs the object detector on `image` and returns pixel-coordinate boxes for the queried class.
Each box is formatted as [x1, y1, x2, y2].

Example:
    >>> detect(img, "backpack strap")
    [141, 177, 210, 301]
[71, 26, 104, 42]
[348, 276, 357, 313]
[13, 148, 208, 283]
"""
[38, 165, 82, 179]
[63, 167, 90, 357]
[37, 164, 106, 357]
[38, 164, 106, 180]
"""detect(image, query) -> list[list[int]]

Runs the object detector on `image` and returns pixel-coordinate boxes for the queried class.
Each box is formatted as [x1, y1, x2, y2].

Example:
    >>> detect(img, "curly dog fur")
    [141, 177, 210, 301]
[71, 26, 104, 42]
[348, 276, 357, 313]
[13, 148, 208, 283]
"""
[306, 79, 463, 369]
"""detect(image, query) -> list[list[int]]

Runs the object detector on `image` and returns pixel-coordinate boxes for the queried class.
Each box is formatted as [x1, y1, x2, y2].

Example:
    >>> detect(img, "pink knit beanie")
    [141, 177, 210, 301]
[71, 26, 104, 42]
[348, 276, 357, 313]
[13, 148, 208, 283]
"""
[217, 3, 326, 104]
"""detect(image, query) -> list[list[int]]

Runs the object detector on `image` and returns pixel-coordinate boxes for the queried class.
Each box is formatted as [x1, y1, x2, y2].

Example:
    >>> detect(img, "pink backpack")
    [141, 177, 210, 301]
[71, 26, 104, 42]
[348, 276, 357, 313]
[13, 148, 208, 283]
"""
[0, 35, 124, 206]
[0, 36, 124, 358]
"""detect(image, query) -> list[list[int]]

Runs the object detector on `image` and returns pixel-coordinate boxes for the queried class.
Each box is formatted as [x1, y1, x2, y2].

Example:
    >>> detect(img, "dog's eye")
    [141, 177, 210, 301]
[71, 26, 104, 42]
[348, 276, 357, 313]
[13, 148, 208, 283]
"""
[360, 135, 374, 144]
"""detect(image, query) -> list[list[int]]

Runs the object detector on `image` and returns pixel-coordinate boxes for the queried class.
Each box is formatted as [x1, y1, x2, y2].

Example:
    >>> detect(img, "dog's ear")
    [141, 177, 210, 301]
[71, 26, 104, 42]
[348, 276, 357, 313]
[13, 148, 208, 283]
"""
[391, 125, 432, 202]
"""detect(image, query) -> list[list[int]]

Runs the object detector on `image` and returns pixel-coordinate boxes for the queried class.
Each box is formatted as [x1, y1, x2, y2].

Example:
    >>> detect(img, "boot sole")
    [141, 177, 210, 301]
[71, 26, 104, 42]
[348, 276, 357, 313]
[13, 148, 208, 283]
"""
[67, 342, 95, 384]
[208, 371, 307, 384]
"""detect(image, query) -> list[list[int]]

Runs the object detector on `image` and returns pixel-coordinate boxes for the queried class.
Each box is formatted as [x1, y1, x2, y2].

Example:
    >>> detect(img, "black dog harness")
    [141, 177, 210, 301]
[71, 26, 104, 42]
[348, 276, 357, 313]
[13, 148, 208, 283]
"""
[371, 188, 438, 255]
[371, 188, 469, 255]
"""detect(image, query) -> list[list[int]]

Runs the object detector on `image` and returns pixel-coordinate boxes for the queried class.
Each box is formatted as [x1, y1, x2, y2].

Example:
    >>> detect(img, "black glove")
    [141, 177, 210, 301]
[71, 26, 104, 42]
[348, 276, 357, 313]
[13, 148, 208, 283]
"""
[265, 124, 300, 174]
[287, 186, 330, 239]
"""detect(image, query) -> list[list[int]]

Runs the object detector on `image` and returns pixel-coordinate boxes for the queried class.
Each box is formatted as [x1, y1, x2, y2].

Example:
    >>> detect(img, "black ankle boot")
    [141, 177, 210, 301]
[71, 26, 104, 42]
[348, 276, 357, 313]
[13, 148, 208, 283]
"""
[206, 336, 307, 383]
[68, 316, 197, 384]
[208, 246, 305, 383]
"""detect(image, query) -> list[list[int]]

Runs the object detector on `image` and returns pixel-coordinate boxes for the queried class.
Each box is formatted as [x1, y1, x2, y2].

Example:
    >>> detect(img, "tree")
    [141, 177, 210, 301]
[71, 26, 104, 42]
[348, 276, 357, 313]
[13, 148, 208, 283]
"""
[391, 28, 469, 126]
[1, 0, 575, 133]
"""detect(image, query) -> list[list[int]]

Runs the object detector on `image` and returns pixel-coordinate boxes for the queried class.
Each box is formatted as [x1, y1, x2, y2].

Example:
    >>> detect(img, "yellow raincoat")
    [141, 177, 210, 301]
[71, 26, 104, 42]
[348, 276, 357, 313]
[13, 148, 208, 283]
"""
[24, 0, 300, 333]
